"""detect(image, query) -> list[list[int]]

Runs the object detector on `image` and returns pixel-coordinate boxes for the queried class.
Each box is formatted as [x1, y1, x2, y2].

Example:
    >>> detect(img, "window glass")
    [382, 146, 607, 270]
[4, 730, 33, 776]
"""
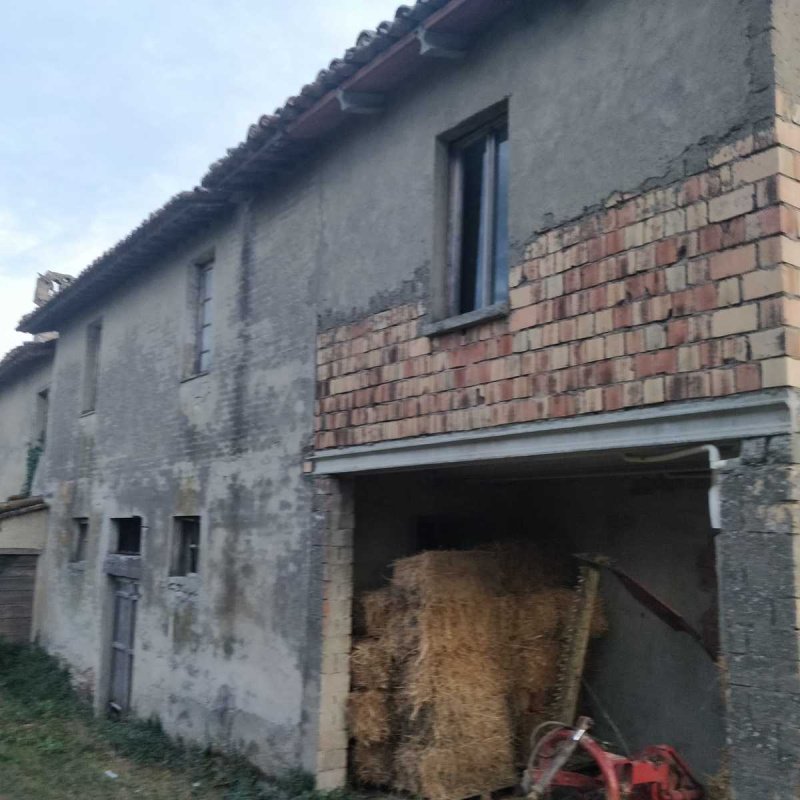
[173, 517, 201, 576]
[459, 136, 489, 314]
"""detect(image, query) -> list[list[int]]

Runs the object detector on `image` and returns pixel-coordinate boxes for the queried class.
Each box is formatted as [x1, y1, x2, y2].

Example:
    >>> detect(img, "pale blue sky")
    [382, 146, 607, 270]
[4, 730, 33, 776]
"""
[0, 0, 401, 355]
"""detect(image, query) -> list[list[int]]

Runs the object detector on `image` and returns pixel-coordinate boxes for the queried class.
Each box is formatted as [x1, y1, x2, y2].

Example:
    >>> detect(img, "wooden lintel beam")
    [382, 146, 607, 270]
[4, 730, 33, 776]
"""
[416, 28, 469, 59]
[336, 89, 385, 115]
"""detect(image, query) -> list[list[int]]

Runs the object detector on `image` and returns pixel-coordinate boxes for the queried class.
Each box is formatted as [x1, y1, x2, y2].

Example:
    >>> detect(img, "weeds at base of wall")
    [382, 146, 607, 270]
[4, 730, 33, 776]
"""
[0, 638, 357, 800]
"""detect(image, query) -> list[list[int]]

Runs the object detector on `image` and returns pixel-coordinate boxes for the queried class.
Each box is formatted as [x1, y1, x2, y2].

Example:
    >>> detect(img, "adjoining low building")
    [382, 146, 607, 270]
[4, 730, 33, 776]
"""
[9, 1, 800, 797]
[0, 338, 55, 642]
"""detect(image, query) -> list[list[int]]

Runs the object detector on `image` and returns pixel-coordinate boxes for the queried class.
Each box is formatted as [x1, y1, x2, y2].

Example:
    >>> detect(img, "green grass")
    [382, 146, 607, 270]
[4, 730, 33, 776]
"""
[0, 639, 357, 800]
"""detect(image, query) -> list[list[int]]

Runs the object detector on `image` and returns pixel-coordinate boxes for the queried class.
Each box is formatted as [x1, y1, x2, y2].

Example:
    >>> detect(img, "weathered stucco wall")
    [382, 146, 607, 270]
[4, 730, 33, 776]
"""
[35, 186, 320, 772]
[0, 357, 52, 501]
[315, 0, 772, 326]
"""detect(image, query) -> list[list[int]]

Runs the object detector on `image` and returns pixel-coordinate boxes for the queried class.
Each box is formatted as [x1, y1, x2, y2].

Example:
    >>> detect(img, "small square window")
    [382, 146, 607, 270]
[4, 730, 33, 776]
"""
[113, 517, 142, 555]
[172, 517, 201, 576]
[71, 518, 88, 562]
[447, 114, 509, 315]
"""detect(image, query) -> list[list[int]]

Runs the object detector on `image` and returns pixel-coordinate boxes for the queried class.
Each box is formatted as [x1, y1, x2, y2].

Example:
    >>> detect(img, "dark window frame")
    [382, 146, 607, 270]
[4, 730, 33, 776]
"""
[446, 113, 509, 317]
[71, 518, 89, 563]
[113, 517, 142, 556]
[36, 387, 49, 446]
[172, 516, 201, 577]
[82, 319, 103, 413]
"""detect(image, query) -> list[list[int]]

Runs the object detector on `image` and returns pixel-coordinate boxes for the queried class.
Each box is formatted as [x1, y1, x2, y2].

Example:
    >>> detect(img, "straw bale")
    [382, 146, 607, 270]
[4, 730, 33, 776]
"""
[351, 638, 392, 690]
[705, 764, 730, 800]
[393, 741, 423, 796]
[491, 540, 571, 593]
[511, 589, 575, 641]
[352, 742, 394, 787]
[395, 735, 517, 800]
[392, 549, 502, 604]
[348, 690, 390, 745]
[590, 598, 609, 638]
[361, 587, 395, 637]
[383, 545, 592, 799]
[513, 637, 564, 690]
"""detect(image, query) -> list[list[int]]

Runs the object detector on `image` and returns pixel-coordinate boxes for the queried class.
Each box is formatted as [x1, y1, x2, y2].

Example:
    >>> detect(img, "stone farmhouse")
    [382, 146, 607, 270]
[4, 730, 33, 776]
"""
[3, 1, 800, 797]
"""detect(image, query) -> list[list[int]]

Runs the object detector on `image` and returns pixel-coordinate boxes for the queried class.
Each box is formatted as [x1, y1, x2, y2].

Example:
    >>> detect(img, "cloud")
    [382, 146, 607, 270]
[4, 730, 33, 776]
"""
[0, 271, 35, 356]
[0, 0, 402, 359]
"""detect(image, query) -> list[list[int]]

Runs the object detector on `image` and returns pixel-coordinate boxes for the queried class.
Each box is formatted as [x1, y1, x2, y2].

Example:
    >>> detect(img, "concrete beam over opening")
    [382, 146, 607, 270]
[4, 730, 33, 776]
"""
[312, 391, 795, 475]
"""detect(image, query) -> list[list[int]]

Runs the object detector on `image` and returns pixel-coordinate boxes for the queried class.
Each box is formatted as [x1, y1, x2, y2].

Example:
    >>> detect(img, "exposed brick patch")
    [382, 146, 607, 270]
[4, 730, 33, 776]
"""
[315, 128, 800, 450]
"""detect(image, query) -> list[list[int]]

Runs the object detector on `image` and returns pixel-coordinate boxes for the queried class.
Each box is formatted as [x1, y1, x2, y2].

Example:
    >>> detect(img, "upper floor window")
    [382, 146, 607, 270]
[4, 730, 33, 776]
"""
[36, 388, 49, 445]
[448, 115, 509, 315]
[82, 320, 102, 413]
[194, 260, 214, 374]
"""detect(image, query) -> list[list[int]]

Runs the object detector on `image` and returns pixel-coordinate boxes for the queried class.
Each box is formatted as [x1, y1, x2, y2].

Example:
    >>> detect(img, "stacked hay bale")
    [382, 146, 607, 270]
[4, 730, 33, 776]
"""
[348, 544, 604, 800]
[349, 587, 396, 786]
[392, 551, 517, 800]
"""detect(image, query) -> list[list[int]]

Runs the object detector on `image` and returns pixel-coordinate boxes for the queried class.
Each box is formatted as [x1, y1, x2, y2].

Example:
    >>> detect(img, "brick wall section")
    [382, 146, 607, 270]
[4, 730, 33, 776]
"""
[717, 434, 800, 796]
[315, 115, 800, 450]
[313, 476, 354, 790]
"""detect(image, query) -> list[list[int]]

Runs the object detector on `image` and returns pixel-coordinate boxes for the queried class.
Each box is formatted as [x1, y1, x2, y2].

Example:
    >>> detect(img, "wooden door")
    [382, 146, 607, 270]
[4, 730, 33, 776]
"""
[108, 578, 138, 713]
[0, 555, 36, 642]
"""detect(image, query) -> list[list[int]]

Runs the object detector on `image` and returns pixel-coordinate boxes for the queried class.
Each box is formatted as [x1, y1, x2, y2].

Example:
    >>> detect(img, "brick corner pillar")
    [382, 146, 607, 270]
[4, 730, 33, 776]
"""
[717, 434, 800, 798]
[311, 475, 354, 790]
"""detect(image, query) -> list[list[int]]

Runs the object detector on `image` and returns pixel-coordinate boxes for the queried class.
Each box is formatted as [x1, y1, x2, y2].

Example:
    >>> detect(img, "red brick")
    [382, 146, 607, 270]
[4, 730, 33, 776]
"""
[735, 363, 761, 392]
[679, 175, 703, 206]
[667, 318, 690, 346]
[720, 217, 746, 249]
[691, 283, 718, 311]
[551, 394, 576, 418]
[698, 225, 723, 254]
[655, 239, 679, 267]
[509, 305, 538, 332]
[709, 244, 757, 279]
[604, 385, 625, 411]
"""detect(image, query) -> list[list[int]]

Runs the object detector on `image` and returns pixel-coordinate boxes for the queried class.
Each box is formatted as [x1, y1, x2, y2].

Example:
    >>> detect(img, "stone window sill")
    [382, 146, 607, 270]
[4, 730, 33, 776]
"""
[420, 301, 509, 338]
[167, 574, 200, 597]
[180, 370, 210, 385]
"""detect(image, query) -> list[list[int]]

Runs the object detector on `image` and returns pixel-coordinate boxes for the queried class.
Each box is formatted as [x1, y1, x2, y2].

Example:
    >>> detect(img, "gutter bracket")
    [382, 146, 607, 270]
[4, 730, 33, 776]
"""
[416, 28, 469, 59]
[336, 89, 385, 115]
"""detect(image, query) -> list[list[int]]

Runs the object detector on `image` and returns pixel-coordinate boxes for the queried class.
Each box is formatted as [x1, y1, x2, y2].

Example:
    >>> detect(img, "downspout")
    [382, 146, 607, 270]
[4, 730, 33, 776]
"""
[623, 444, 740, 529]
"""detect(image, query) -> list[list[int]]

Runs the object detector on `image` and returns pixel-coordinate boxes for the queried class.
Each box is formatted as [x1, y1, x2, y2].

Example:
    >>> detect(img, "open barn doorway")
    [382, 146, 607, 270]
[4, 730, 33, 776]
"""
[316, 446, 726, 798]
